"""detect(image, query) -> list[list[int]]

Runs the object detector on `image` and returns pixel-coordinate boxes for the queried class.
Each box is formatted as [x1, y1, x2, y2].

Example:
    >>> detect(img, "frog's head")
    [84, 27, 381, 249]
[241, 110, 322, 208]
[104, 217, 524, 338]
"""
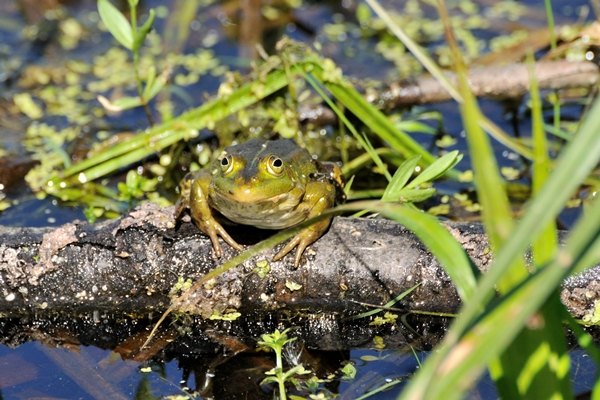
[209, 139, 311, 209]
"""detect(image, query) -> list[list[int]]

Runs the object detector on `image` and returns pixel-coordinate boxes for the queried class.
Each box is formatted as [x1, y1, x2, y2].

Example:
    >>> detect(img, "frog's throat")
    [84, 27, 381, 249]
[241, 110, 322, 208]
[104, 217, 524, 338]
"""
[209, 188, 307, 229]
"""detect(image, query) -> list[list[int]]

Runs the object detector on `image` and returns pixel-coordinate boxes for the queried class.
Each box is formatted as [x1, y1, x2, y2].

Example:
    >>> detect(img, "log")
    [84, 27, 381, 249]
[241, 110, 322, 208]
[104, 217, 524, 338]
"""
[0, 202, 596, 321]
[368, 61, 600, 108]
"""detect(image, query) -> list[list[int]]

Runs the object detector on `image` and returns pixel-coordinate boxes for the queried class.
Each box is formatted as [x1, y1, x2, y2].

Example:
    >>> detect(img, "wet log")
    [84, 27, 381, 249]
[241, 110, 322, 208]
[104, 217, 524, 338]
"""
[0, 202, 596, 321]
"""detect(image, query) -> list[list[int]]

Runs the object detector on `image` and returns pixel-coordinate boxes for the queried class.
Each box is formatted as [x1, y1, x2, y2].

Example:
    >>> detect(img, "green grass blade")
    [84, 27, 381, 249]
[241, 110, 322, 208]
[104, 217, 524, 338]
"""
[365, 0, 534, 160]
[400, 187, 600, 400]
[529, 55, 557, 263]
[491, 294, 572, 400]
[347, 283, 422, 320]
[406, 150, 460, 189]
[394, 188, 436, 203]
[381, 156, 420, 201]
[48, 63, 298, 187]
[492, 54, 571, 400]
[318, 78, 441, 170]
[399, 93, 600, 400]
[299, 59, 444, 175]
[206, 199, 478, 303]
[300, 71, 393, 181]
[444, 2, 525, 292]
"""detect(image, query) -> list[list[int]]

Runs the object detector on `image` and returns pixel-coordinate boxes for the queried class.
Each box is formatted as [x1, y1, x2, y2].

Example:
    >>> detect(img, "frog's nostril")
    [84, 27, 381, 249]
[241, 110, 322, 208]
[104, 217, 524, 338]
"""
[229, 190, 234, 195]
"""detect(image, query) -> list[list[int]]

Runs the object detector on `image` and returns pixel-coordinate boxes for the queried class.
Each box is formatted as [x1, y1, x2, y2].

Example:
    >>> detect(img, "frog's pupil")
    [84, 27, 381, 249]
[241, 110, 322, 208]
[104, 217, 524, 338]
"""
[273, 158, 282, 167]
[221, 158, 228, 166]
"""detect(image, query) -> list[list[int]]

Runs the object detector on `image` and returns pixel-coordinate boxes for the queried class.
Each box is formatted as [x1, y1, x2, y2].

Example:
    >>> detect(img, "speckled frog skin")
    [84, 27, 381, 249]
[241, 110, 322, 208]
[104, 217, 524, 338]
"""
[175, 138, 345, 267]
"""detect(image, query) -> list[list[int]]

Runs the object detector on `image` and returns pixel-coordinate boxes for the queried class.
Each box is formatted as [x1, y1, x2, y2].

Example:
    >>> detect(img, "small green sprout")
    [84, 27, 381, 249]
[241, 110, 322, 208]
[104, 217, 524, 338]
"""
[169, 276, 193, 296]
[582, 300, 600, 325]
[84, 205, 104, 223]
[341, 363, 357, 380]
[373, 336, 386, 349]
[258, 328, 310, 400]
[286, 280, 302, 291]
[209, 311, 241, 321]
[381, 150, 461, 204]
[117, 170, 157, 202]
[97, 0, 164, 124]
[369, 312, 398, 327]
[253, 260, 271, 278]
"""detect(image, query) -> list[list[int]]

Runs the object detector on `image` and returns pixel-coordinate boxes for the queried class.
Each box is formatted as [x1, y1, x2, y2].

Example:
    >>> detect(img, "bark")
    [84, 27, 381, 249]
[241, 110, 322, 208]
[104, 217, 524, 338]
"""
[0, 202, 596, 321]
[369, 61, 600, 108]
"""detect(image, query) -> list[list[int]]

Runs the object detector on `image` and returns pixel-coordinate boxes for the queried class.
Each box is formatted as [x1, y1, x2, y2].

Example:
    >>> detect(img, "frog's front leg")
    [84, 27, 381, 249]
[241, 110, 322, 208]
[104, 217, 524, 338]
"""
[178, 170, 243, 258]
[273, 181, 336, 268]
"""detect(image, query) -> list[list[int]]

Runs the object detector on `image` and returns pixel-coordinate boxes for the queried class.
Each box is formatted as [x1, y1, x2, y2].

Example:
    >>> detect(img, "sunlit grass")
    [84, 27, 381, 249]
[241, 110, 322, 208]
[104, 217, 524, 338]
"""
[355, 0, 600, 398]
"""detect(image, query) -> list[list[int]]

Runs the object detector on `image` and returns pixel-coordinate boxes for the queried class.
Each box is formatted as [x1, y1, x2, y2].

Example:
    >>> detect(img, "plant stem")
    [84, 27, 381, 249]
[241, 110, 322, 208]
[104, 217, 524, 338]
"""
[275, 347, 287, 400]
[544, 0, 560, 135]
[130, 1, 154, 126]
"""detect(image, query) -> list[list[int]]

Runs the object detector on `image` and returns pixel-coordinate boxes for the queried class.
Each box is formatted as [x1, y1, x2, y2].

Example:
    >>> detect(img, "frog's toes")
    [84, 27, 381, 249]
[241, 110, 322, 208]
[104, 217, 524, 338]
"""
[205, 230, 224, 258]
[273, 236, 301, 264]
[273, 234, 316, 268]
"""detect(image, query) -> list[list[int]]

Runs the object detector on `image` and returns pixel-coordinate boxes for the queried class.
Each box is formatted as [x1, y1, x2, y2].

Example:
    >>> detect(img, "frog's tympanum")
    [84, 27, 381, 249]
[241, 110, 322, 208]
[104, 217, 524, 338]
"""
[175, 138, 345, 267]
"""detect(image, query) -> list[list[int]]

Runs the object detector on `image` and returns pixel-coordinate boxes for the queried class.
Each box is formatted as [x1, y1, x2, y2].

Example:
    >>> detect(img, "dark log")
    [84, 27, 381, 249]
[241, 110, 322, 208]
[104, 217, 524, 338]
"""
[0, 202, 596, 321]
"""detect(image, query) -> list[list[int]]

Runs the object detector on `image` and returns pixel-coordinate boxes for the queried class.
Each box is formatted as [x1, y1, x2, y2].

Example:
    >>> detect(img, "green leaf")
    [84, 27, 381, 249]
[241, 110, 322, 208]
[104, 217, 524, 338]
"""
[285, 280, 302, 291]
[406, 151, 461, 189]
[97, 0, 133, 50]
[144, 66, 156, 97]
[348, 283, 422, 321]
[341, 363, 357, 380]
[381, 156, 420, 201]
[142, 65, 167, 101]
[396, 120, 437, 135]
[133, 8, 155, 52]
[97, 95, 142, 111]
[394, 188, 436, 203]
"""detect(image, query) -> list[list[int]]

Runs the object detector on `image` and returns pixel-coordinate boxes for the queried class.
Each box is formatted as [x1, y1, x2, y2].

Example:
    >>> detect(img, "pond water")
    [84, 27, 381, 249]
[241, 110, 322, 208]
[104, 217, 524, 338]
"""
[0, 0, 597, 398]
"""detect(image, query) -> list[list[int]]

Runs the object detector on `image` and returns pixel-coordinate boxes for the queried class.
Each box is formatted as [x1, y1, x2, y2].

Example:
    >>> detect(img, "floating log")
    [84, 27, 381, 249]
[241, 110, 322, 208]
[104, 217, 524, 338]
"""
[0, 202, 595, 322]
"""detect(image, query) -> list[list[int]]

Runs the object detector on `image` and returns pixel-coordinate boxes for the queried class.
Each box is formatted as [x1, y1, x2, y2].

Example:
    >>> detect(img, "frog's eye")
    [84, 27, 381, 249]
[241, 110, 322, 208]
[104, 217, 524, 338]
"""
[220, 155, 234, 174]
[266, 155, 284, 176]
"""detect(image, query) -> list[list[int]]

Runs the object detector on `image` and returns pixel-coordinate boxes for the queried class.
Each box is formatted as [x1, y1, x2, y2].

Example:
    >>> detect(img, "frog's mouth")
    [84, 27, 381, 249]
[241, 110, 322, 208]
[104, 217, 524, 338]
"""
[209, 185, 307, 229]
[210, 185, 303, 209]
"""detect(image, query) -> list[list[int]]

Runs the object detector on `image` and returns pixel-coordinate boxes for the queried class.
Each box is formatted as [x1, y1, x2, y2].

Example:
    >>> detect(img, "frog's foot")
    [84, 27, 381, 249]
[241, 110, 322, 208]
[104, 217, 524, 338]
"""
[273, 227, 321, 268]
[201, 219, 243, 258]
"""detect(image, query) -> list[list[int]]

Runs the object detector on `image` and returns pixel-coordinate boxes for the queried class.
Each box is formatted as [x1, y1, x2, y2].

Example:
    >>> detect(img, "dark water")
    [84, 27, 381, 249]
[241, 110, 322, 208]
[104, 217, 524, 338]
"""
[0, 0, 596, 398]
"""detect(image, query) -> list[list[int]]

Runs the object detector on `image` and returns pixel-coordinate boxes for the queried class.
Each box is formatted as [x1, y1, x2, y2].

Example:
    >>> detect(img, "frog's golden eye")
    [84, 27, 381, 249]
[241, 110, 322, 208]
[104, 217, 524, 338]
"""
[220, 155, 234, 174]
[266, 155, 284, 176]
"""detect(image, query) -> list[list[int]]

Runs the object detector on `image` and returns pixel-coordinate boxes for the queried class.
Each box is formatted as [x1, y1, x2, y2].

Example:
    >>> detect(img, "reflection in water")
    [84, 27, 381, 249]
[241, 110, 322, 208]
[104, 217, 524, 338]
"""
[0, 312, 451, 398]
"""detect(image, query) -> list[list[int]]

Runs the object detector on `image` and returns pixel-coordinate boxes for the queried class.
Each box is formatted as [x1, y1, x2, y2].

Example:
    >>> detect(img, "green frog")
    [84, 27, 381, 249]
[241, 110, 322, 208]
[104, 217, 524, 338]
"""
[175, 138, 345, 267]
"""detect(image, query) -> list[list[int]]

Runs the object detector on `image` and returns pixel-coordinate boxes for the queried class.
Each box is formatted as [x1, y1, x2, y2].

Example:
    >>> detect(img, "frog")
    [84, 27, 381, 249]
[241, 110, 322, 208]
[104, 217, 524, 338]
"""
[175, 138, 345, 268]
